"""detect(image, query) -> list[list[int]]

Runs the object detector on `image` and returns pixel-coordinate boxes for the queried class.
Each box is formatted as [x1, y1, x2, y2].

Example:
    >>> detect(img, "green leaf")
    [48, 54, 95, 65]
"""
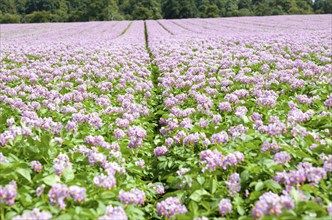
[264, 180, 282, 190]
[201, 201, 210, 211]
[237, 205, 245, 216]
[43, 174, 60, 186]
[101, 191, 116, 199]
[190, 189, 210, 202]
[126, 205, 145, 219]
[55, 214, 72, 220]
[240, 170, 250, 183]
[197, 176, 205, 185]
[16, 168, 31, 182]
[97, 201, 106, 215]
[62, 167, 75, 182]
[255, 181, 264, 192]
[188, 201, 198, 216]
[211, 178, 217, 194]
[304, 201, 327, 214]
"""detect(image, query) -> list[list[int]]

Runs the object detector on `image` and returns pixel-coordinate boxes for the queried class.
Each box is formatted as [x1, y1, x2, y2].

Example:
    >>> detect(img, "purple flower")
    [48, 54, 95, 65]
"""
[98, 205, 128, 220]
[177, 168, 190, 176]
[48, 183, 69, 209]
[183, 133, 200, 145]
[274, 152, 291, 165]
[210, 131, 228, 144]
[212, 114, 222, 124]
[200, 149, 223, 172]
[327, 203, 332, 216]
[197, 118, 209, 127]
[200, 150, 244, 172]
[223, 152, 244, 168]
[135, 159, 145, 168]
[53, 153, 72, 176]
[324, 93, 332, 107]
[155, 184, 165, 195]
[36, 184, 45, 197]
[252, 192, 294, 219]
[118, 188, 146, 205]
[261, 141, 280, 153]
[321, 154, 332, 172]
[251, 112, 262, 121]
[88, 113, 103, 128]
[114, 128, 126, 139]
[156, 197, 187, 218]
[0, 181, 17, 206]
[228, 124, 248, 139]
[69, 186, 86, 202]
[31, 160, 42, 172]
[12, 208, 52, 220]
[66, 120, 78, 132]
[235, 106, 248, 118]
[94, 174, 116, 190]
[6, 118, 15, 127]
[127, 126, 147, 138]
[165, 137, 174, 147]
[219, 102, 232, 112]
[103, 161, 126, 176]
[219, 199, 232, 216]
[154, 146, 167, 157]
[225, 173, 241, 197]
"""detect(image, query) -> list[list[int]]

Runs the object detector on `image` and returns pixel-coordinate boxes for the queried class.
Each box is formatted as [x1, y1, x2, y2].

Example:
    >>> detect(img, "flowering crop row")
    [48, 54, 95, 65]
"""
[0, 15, 331, 219]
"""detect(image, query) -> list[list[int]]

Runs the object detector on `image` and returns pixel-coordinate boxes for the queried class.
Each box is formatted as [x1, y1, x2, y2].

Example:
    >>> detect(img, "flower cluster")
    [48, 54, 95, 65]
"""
[48, 184, 70, 209]
[154, 146, 167, 157]
[200, 150, 244, 172]
[155, 184, 165, 195]
[127, 126, 147, 149]
[274, 162, 327, 188]
[252, 192, 294, 219]
[261, 141, 280, 153]
[31, 160, 43, 172]
[98, 205, 128, 220]
[0, 181, 17, 206]
[274, 152, 291, 165]
[177, 168, 190, 176]
[225, 173, 241, 197]
[69, 186, 86, 202]
[36, 184, 45, 197]
[94, 174, 116, 190]
[12, 208, 52, 220]
[219, 199, 232, 216]
[135, 159, 145, 168]
[210, 131, 228, 144]
[48, 184, 86, 209]
[84, 135, 119, 150]
[53, 153, 72, 175]
[321, 154, 332, 172]
[156, 197, 187, 218]
[118, 188, 146, 205]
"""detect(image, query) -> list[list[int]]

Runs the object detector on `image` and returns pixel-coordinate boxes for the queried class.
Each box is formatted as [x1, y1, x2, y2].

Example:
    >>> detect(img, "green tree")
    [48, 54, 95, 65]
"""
[162, 0, 181, 18]
[132, 0, 162, 19]
[225, 0, 238, 16]
[0, 13, 20, 23]
[24, 10, 52, 22]
[254, 0, 272, 15]
[25, 0, 58, 14]
[314, 0, 332, 13]
[0, 0, 17, 14]
[15, 0, 27, 14]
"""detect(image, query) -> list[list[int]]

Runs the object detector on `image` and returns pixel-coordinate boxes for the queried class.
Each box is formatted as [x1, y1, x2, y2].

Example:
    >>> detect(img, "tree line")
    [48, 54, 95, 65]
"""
[0, 0, 331, 23]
